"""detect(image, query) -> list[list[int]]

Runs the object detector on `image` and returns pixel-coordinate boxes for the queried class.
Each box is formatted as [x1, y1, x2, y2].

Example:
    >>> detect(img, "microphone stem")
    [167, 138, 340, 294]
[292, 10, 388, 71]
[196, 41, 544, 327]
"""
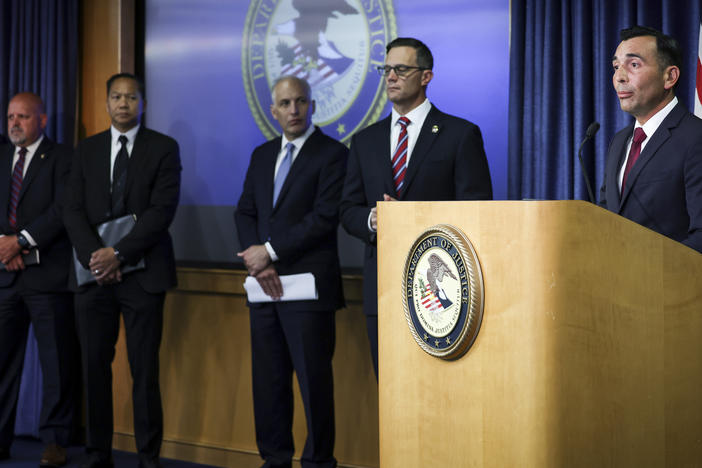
[577, 139, 596, 204]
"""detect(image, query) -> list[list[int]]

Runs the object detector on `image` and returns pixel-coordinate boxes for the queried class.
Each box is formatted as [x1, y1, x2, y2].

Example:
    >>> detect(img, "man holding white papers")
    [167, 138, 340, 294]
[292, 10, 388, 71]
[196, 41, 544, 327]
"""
[235, 76, 347, 468]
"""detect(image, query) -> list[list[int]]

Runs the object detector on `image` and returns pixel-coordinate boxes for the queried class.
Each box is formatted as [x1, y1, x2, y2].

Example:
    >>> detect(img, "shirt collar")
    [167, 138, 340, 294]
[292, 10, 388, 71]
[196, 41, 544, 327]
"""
[635, 96, 677, 138]
[281, 124, 315, 152]
[16, 134, 44, 156]
[110, 124, 140, 144]
[391, 98, 431, 127]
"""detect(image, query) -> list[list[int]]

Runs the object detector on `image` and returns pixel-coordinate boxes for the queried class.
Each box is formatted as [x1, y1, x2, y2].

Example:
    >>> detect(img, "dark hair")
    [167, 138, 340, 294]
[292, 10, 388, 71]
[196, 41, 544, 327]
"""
[386, 37, 433, 70]
[106, 73, 146, 100]
[620, 25, 682, 75]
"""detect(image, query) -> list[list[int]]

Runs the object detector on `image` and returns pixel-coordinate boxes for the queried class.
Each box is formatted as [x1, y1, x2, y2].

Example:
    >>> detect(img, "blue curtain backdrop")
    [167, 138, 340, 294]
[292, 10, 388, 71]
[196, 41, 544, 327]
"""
[0, 0, 78, 437]
[509, 0, 702, 201]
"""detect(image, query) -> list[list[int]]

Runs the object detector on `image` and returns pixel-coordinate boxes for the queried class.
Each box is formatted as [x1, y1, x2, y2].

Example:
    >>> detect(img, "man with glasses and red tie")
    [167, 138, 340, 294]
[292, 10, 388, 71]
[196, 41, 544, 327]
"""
[600, 26, 702, 254]
[340, 37, 493, 377]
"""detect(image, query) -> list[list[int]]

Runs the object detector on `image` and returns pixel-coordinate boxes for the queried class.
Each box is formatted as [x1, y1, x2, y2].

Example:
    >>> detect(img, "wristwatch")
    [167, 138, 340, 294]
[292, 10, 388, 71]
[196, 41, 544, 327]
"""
[16, 233, 30, 250]
[113, 248, 126, 263]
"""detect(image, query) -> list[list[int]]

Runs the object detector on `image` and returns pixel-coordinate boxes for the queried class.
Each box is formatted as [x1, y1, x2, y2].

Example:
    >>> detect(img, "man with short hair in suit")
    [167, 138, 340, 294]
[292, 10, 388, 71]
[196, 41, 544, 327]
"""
[600, 25, 702, 254]
[340, 37, 493, 375]
[64, 73, 181, 468]
[235, 75, 347, 468]
[0, 92, 76, 467]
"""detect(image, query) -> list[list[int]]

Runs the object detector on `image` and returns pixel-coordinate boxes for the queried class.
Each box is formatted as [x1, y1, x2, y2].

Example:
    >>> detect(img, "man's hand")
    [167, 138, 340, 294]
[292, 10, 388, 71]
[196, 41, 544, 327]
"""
[237, 244, 271, 276]
[89, 247, 121, 283]
[4, 255, 25, 271]
[255, 265, 283, 300]
[0, 235, 22, 264]
[371, 193, 398, 231]
[96, 269, 122, 286]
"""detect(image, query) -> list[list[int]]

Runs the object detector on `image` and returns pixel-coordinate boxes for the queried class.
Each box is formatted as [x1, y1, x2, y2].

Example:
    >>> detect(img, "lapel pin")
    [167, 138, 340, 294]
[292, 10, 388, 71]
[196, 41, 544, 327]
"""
[40, 153, 45, 159]
[431, 125, 439, 134]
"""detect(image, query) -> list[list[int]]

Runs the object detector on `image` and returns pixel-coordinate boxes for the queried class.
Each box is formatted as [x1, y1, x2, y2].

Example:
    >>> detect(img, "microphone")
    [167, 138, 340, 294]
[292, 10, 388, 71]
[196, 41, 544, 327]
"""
[577, 121, 599, 204]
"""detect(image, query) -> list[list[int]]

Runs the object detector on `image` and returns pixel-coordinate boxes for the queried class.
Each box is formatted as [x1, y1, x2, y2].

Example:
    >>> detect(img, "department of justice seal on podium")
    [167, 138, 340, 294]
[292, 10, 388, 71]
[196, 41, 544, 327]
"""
[402, 225, 484, 360]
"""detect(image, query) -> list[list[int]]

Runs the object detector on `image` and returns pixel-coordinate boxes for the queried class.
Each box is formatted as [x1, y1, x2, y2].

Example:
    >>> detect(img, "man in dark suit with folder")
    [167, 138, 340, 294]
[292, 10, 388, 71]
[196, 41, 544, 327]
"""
[600, 26, 702, 254]
[235, 76, 346, 468]
[0, 92, 76, 467]
[340, 37, 493, 376]
[64, 73, 181, 468]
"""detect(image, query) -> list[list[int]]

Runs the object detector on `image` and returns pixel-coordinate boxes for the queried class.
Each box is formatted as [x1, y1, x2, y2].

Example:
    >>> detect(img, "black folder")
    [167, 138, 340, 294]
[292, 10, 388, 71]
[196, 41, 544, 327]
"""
[73, 214, 145, 286]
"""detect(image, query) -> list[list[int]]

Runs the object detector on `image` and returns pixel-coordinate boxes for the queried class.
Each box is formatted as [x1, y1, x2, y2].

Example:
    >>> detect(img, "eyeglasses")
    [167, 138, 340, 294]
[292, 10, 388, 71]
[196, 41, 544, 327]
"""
[376, 65, 428, 77]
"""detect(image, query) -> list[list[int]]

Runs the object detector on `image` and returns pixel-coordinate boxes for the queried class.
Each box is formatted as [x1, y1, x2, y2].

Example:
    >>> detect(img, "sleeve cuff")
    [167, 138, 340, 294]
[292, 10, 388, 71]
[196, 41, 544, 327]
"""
[264, 241, 278, 262]
[367, 210, 377, 233]
[21, 229, 37, 247]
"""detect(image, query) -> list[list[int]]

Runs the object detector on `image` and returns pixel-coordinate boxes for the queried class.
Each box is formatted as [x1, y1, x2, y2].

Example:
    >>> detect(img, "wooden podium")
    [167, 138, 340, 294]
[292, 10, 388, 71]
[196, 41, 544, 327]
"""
[377, 201, 702, 467]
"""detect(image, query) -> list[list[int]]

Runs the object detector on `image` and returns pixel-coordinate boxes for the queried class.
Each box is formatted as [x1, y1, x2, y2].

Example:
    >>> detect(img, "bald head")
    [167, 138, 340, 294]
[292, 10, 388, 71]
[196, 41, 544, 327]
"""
[271, 76, 311, 102]
[7, 92, 47, 147]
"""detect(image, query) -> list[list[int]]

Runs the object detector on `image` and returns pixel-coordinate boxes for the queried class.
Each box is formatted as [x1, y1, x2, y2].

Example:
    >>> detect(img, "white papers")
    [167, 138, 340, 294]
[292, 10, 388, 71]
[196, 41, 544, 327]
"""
[244, 272, 318, 302]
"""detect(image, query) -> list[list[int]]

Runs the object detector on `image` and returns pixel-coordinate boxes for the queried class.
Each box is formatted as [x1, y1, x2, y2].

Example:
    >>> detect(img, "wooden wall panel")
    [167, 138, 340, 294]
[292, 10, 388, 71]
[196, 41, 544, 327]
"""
[79, 0, 134, 139]
[112, 269, 380, 468]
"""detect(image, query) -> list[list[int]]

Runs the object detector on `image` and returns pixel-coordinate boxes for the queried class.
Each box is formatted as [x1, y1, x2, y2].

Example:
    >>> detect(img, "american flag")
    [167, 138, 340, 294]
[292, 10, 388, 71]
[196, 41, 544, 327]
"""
[421, 284, 443, 312]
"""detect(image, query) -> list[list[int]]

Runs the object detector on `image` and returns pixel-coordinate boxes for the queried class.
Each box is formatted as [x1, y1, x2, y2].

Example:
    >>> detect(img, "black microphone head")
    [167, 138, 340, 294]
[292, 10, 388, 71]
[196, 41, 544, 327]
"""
[585, 121, 600, 139]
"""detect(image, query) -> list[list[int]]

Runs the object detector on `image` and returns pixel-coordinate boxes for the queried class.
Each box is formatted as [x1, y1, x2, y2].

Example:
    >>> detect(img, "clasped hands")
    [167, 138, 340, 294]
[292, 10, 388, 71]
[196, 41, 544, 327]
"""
[89, 247, 122, 285]
[0, 235, 25, 271]
[237, 244, 283, 300]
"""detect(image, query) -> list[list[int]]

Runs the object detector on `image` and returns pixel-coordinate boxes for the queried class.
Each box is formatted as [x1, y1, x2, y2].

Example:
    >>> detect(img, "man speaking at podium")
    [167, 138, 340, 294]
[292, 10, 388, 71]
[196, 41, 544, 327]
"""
[340, 37, 493, 376]
[601, 26, 702, 254]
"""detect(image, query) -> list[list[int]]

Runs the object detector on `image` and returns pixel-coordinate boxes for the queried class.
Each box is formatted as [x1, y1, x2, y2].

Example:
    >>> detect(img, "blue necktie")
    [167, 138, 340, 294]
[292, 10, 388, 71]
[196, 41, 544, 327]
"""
[273, 142, 294, 205]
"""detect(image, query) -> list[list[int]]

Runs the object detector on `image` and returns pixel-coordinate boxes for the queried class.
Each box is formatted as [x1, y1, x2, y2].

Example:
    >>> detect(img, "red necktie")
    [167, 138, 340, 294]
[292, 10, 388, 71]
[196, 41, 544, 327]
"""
[8, 147, 27, 230]
[391, 116, 410, 195]
[622, 127, 647, 190]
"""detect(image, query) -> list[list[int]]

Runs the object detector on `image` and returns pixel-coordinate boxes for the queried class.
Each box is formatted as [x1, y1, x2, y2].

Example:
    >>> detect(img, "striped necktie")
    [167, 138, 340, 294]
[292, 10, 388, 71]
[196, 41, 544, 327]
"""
[391, 116, 410, 195]
[8, 147, 27, 230]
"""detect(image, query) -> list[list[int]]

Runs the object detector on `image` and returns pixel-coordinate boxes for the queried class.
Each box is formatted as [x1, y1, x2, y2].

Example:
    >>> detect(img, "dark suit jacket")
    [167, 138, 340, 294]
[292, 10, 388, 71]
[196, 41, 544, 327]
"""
[599, 102, 702, 254]
[235, 127, 347, 312]
[0, 137, 72, 291]
[64, 126, 182, 292]
[340, 105, 493, 316]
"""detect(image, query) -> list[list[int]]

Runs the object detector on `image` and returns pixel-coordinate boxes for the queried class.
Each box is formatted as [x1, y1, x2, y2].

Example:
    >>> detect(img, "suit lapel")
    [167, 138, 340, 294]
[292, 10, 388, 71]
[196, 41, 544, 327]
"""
[401, 106, 441, 199]
[17, 137, 53, 203]
[125, 127, 148, 196]
[620, 103, 684, 209]
[261, 143, 277, 213]
[374, 116, 396, 197]
[608, 126, 631, 210]
[96, 131, 112, 208]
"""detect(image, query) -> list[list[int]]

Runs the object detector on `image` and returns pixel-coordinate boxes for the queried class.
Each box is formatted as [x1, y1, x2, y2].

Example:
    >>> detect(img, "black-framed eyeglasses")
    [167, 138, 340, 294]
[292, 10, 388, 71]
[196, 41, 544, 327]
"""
[376, 65, 428, 77]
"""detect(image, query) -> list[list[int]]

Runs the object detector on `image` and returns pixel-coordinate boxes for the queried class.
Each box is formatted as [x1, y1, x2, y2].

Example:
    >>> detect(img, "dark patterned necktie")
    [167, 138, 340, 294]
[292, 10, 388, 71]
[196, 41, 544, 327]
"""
[622, 127, 647, 190]
[391, 116, 410, 195]
[112, 135, 129, 217]
[8, 147, 27, 230]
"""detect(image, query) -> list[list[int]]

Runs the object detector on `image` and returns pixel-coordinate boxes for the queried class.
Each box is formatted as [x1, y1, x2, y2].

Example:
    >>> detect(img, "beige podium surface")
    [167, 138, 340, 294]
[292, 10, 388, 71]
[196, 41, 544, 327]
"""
[377, 200, 702, 468]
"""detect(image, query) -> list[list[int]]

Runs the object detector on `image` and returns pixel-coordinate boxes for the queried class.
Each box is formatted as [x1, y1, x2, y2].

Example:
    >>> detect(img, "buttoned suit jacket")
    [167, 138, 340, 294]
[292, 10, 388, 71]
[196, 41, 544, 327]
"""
[63, 126, 182, 292]
[0, 137, 72, 291]
[235, 127, 347, 311]
[599, 102, 702, 254]
[340, 105, 493, 316]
